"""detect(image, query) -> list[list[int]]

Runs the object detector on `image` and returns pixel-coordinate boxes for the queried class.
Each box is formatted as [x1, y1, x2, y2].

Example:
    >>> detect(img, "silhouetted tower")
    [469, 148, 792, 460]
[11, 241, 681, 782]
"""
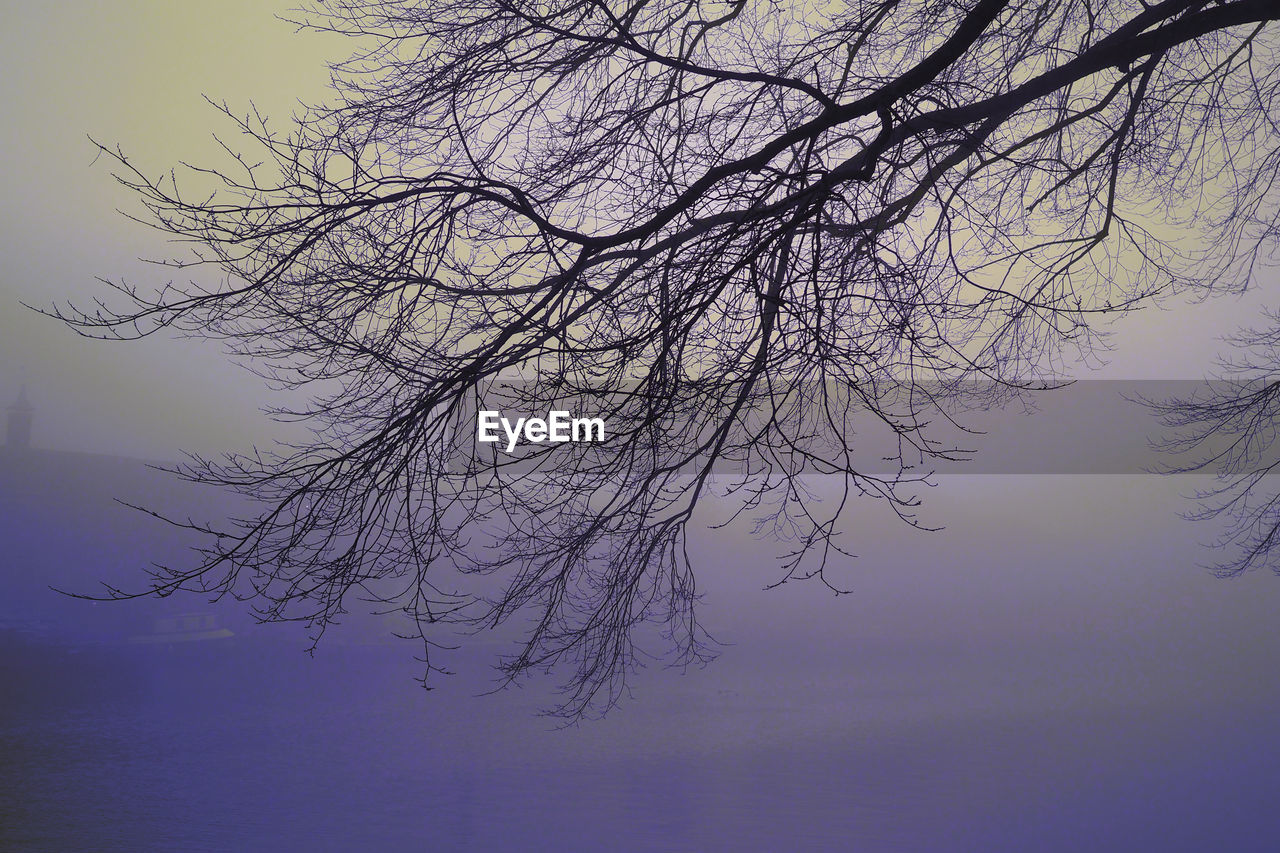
[6, 387, 33, 448]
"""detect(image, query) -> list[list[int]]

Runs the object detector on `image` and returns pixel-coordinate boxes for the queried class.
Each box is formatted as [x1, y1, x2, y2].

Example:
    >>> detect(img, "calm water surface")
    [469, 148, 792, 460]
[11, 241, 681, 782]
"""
[3, 640, 1277, 852]
[5, 476, 1280, 850]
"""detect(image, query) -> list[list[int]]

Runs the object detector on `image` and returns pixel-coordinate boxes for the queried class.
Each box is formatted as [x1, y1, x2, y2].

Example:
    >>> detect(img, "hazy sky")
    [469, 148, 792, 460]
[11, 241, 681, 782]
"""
[0, 1, 344, 458]
[0, 0, 1274, 461]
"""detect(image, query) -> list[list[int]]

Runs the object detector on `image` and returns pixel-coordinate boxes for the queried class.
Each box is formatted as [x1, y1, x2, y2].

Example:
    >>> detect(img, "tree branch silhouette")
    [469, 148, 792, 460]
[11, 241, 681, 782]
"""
[50, 0, 1280, 716]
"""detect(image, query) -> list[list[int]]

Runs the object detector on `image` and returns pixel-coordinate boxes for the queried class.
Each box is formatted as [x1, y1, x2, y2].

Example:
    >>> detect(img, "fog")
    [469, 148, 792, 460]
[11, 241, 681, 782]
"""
[0, 1, 343, 458]
[3, 3, 1280, 850]
[5, 455, 1279, 849]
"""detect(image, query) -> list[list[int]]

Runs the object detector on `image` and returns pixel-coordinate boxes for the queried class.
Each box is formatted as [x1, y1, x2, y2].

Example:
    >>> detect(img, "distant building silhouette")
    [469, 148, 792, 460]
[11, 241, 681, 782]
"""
[6, 387, 32, 449]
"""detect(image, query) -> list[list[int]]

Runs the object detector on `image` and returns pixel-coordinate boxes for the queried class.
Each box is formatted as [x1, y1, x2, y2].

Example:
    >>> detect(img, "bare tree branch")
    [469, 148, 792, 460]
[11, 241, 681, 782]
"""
[51, 0, 1280, 716]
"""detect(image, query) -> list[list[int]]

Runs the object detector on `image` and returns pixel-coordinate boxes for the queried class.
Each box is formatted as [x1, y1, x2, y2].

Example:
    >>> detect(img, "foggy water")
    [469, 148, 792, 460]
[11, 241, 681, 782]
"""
[3, 627, 1278, 851]
[4, 473, 1280, 851]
